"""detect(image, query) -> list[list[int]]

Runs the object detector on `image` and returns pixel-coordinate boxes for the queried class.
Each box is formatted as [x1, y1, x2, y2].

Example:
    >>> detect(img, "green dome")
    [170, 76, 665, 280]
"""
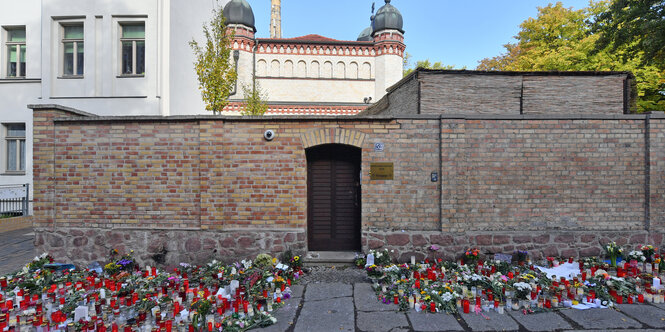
[373, 0, 404, 34]
[223, 0, 256, 32]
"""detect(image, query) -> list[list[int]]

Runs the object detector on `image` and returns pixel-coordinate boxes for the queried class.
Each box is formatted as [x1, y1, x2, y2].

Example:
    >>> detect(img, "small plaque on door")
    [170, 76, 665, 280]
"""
[369, 162, 394, 180]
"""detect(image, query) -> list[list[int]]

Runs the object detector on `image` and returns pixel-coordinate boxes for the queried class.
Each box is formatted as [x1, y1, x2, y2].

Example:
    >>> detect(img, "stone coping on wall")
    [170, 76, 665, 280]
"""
[29, 103, 665, 123]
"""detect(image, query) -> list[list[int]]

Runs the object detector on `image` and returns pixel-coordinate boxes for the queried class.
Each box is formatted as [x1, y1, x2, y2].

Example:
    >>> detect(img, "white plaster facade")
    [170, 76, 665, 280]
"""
[0, 0, 405, 204]
[0, 0, 229, 193]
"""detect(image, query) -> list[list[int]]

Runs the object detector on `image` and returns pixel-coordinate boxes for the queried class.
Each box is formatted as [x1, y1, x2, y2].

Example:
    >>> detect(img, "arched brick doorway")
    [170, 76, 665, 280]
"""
[306, 144, 361, 251]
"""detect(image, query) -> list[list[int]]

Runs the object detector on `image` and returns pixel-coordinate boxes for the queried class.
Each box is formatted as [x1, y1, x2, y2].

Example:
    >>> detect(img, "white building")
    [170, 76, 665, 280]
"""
[0, 0, 405, 204]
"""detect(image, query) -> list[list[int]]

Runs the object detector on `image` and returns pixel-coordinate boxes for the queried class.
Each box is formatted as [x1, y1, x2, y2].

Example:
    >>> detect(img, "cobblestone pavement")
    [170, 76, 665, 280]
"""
[3, 233, 665, 331]
[0, 227, 35, 276]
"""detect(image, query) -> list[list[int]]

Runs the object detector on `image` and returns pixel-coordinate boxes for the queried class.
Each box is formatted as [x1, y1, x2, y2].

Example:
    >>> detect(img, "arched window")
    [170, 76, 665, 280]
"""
[309, 61, 320, 78]
[257, 59, 267, 76]
[284, 60, 294, 77]
[270, 60, 280, 77]
[348, 62, 358, 79]
[322, 61, 333, 78]
[296, 60, 307, 77]
[335, 61, 346, 78]
[360, 62, 371, 79]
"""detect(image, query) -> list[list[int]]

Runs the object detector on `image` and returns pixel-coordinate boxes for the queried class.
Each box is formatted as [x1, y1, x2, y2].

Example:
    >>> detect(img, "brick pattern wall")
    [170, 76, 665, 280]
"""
[361, 120, 440, 231]
[442, 119, 646, 232]
[420, 74, 522, 114]
[53, 122, 201, 229]
[418, 73, 626, 115]
[32, 107, 662, 267]
[522, 76, 625, 114]
[383, 75, 419, 116]
[650, 117, 665, 229]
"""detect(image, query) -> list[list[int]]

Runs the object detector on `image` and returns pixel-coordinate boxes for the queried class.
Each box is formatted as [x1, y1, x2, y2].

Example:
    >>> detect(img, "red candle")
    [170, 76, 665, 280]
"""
[415, 280, 420, 289]
[207, 322, 213, 332]
[394, 295, 399, 304]
[430, 302, 436, 312]
[616, 296, 623, 304]
[166, 320, 172, 332]
[638, 294, 644, 303]
[243, 301, 249, 313]
[276, 297, 281, 303]
[494, 300, 499, 308]
[627, 296, 633, 304]
[112, 323, 118, 332]
[581, 271, 587, 281]
[475, 296, 481, 307]
[463, 299, 470, 313]
[545, 299, 551, 308]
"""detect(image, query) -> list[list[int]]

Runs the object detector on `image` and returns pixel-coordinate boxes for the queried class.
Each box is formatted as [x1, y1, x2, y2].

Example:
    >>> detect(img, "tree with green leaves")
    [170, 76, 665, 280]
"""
[240, 83, 269, 116]
[403, 59, 458, 76]
[477, 1, 664, 112]
[190, 3, 238, 114]
[593, 0, 665, 68]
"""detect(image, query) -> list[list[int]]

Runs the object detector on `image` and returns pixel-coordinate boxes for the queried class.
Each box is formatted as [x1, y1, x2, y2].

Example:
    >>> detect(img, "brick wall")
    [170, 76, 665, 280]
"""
[441, 118, 646, 232]
[31, 106, 664, 266]
[650, 117, 665, 230]
[369, 71, 630, 116]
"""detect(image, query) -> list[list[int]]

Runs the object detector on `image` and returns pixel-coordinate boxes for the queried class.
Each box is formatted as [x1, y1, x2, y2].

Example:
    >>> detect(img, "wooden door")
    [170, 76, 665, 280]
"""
[307, 144, 361, 251]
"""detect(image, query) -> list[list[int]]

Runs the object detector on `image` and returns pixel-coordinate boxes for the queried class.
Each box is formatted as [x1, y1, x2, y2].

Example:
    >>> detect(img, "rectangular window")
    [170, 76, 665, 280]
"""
[5, 124, 25, 173]
[62, 24, 83, 76]
[5, 27, 26, 77]
[120, 23, 145, 75]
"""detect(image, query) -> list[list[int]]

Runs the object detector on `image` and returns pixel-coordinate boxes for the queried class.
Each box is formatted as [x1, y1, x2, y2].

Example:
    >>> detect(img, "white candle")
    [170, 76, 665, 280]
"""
[411, 256, 415, 265]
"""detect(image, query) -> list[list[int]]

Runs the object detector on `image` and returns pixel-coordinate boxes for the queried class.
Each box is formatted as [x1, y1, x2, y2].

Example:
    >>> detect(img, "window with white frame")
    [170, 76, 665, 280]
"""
[5, 27, 26, 78]
[4, 124, 25, 173]
[62, 24, 83, 76]
[120, 23, 145, 76]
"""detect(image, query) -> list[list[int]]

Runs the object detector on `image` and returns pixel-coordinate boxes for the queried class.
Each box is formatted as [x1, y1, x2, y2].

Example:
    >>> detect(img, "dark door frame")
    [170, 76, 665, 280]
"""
[306, 144, 361, 251]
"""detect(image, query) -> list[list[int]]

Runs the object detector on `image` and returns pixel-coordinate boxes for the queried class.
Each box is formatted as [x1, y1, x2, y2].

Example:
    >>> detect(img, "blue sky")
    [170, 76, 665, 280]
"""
[248, 0, 592, 69]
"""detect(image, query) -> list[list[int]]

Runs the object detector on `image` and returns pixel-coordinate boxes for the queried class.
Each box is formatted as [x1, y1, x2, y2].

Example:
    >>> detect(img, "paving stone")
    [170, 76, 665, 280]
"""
[304, 282, 352, 301]
[458, 309, 519, 331]
[289, 284, 304, 299]
[560, 308, 642, 329]
[507, 310, 572, 331]
[357, 311, 409, 332]
[354, 283, 399, 312]
[259, 298, 301, 332]
[407, 312, 464, 331]
[294, 297, 354, 332]
[616, 304, 665, 328]
[652, 303, 665, 310]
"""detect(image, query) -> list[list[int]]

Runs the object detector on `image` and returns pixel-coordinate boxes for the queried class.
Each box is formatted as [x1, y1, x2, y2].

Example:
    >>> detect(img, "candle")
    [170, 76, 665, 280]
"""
[463, 299, 470, 314]
[430, 302, 436, 313]
[638, 294, 644, 303]
[394, 295, 399, 304]
[408, 297, 414, 309]
[497, 305, 504, 314]
[411, 256, 416, 265]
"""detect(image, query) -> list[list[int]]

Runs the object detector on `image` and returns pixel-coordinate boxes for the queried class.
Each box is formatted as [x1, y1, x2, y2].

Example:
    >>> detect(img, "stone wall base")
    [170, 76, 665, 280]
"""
[35, 228, 306, 269]
[363, 230, 663, 263]
[35, 227, 663, 269]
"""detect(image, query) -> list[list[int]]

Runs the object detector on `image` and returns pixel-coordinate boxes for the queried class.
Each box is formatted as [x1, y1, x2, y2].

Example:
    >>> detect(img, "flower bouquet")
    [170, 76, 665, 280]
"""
[463, 248, 480, 265]
[365, 264, 383, 280]
[514, 250, 528, 266]
[603, 242, 623, 267]
[641, 245, 657, 263]
[627, 250, 646, 264]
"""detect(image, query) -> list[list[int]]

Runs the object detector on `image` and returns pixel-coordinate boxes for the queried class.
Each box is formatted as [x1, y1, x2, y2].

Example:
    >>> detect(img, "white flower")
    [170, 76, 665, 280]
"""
[514, 282, 531, 291]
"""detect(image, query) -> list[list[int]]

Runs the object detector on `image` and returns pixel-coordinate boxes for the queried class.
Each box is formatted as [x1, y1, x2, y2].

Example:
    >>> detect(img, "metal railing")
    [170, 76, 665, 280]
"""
[0, 184, 29, 217]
